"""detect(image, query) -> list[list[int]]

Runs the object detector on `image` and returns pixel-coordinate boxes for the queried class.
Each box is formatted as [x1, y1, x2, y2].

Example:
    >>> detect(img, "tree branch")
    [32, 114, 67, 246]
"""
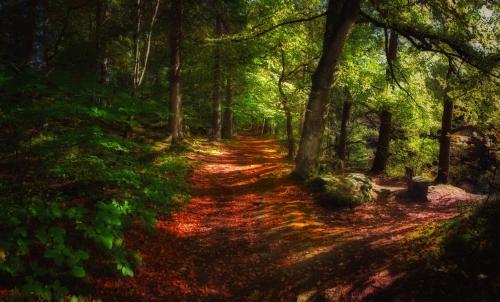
[227, 12, 327, 42]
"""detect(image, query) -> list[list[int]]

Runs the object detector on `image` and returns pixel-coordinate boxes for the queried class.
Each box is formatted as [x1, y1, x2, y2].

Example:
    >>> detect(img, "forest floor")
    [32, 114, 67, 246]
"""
[93, 136, 481, 302]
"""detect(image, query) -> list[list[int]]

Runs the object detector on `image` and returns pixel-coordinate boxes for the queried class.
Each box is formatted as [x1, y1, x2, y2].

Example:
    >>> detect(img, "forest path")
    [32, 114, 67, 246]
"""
[94, 136, 477, 301]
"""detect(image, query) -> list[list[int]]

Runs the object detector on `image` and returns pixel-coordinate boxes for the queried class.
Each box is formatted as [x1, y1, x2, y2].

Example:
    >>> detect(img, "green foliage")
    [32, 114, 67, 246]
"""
[0, 71, 189, 299]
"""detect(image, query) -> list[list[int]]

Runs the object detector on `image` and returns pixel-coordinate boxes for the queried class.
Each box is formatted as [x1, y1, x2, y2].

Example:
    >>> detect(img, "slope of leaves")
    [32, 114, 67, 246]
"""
[0, 71, 189, 300]
[371, 197, 500, 301]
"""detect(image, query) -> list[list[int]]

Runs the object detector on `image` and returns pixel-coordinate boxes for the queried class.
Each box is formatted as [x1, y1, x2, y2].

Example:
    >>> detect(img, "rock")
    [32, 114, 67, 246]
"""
[407, 176, 432, 201]
[308, 173, 375, 208]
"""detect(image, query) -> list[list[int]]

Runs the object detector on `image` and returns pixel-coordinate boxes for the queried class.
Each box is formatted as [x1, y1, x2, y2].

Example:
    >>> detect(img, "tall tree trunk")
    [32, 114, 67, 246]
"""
[436, 94, 453, 183]
[168, 0, 182, 145]
[336, 90, 352, 162]
[23, 0, 36, 66]
[386, 30, 398, 78]
[278, 49, 296, 159]
[96, 0, 110, 85]
[370, 30, 398, 174]
[210, 13, 223, 140]
[133, 0, 160, 88]
[262, 119, 272, 135]
[326, 97, 337, 159]
[132, 0, 142, 89]
[370, 109, 392, 174]
[222, 76, 233, 139]
[285, 110, 295, 159]
[294, 0, 361, 179]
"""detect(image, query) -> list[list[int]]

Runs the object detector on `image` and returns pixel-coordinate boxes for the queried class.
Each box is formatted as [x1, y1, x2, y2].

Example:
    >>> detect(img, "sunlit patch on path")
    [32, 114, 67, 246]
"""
[93, 136, 480, 301]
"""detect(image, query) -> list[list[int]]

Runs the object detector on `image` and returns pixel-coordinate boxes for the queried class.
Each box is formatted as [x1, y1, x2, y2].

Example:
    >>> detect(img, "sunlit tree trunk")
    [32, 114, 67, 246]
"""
[294, 0, 361, 179]
[222, 76, 233, 139]
[210, 13, 223, 140]
[132, 0, 142, 89]
[96, 0, 110, 85]
[278, 50, 295, 159]
[168, 0, 182, 145]
[132, 0, 160, 89]
[370, 30, 398, 174]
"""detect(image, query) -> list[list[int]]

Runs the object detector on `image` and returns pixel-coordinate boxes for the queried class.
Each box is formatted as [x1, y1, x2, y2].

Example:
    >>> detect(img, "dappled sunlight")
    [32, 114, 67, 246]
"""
[93, 136, 480, 301]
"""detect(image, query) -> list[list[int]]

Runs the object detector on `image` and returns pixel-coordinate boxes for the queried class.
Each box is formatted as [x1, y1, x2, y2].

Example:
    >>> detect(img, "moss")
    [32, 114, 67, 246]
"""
[307, 173, 374, 208]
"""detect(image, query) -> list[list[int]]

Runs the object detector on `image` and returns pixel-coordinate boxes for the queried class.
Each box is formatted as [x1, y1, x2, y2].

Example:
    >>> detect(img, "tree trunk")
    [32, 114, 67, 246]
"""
[132, 0, 142, 88]
[278, 49, 295, 159]
[326, 99, 337, 159]
[435, 94, 453, 183]
[336, 92, 352, 162]
[210, 13, 223, 140]
[222, 76, 233, 139]
[168, 0, 182, 145]
[285, 111, 295, 159]
[370, 109, 392, 174]
[132, 0, 160, 88]
[386, 30, 398, 77]
[96, 0, 110, 85]
[23, 0, 36, 66]
[262, 119, 272, 135]
[370, 30, 398, 174]
[294, 0, 361, 179]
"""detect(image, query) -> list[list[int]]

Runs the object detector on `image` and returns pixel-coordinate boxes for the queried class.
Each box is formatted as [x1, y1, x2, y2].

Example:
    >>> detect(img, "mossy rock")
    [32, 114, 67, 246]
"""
[307, 173, 374, 208]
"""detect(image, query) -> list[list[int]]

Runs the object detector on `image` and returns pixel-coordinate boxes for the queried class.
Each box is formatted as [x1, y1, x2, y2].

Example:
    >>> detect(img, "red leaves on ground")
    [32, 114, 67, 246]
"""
[92, 136, 479, 301]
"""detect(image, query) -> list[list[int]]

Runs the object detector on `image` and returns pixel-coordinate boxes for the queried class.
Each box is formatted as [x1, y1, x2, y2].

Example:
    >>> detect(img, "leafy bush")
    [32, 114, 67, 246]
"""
[0, 71, 189, 300]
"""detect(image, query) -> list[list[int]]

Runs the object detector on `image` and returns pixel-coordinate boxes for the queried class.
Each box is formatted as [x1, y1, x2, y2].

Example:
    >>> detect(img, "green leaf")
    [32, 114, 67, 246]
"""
[117, 263, 134, 277]
[71, 266, 86, 278]
[99, 235, 114, 249]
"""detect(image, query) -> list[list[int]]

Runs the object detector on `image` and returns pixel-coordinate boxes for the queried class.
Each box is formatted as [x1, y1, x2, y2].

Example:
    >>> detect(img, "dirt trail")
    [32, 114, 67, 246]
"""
[94, 136, 479, 301]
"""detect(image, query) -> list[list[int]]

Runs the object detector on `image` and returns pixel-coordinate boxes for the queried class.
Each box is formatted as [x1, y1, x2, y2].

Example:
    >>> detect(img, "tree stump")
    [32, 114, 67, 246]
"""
[408, 176, 431, 201]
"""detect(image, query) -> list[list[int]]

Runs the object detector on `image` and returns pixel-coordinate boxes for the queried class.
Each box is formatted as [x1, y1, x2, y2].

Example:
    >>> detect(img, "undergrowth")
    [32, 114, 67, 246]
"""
[372, 197, 500, 301]
[0, 70, 190, 300]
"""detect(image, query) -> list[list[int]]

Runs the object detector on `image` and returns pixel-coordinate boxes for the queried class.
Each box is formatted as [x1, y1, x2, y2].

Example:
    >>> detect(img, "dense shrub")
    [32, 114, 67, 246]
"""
[0, 71, 189, 299]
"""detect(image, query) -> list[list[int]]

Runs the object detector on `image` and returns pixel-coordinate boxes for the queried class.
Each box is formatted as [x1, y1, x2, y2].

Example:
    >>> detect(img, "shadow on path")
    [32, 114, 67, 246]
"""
[93, 136, 477, 301]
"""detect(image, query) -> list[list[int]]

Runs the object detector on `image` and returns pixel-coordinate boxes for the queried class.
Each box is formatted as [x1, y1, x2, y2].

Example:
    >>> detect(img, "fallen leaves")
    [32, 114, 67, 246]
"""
[91, 137, 472, 301]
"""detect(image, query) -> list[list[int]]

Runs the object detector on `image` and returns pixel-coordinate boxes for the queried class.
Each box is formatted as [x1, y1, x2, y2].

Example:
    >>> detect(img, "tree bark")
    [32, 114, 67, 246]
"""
[133, 0, 160, 88]
[336, 90, 352, 162]
[285, 111, 295, 159]
[386, 30, 398, 78]
[210, 12, 223, 140]
[168, 0, 182, 145]
[23, 0, 36, 66]
[435, 94, 453, 183]
[222, 76, 233, 139]
[278, 49, 296, 159]
[370, 109, 392, 174]
[262, 119, 272, 135]
[370, 30, 398, 174]
[96, 0, 110, 85]
[294, 0, 361, 179]
[133, 0, 143, 88]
